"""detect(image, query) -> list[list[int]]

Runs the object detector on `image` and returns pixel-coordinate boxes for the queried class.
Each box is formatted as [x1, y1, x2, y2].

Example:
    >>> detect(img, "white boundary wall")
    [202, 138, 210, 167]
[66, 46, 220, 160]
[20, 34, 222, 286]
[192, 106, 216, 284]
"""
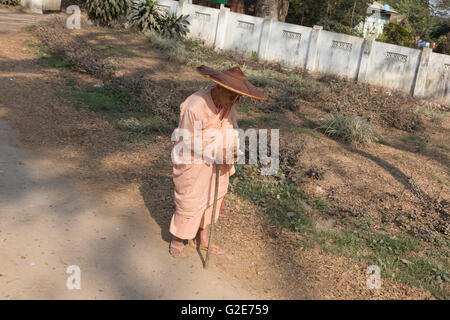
[144, 0, 450, 102]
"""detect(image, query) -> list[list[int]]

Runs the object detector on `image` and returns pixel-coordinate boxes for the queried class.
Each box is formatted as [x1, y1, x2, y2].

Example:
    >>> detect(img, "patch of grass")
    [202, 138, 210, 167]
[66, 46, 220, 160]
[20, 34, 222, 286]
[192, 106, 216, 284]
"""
[433, 143, 450, 152]
[237, 118, 256, 128]
[319, 222, 449, 299]
[120, 135, 158, 144]
[302, 119, 320, 129]
[117, 117, 171, 134]
[41, 53, 76, 70]
[104, 46, 138, 57]
[400, 135, 427, 153]
[413, 105, 446, 125]
[312, 198, 329, 211]
[377, 138, 392, 146]
[318, 112, 380, 146]
[237, 104, 252, 114]
[26, 40, 48, 57]
[297, 127, 319, 139]
[71, 87, 131, 113]
[25, 24, 37, 33]
[432, 175, 450, 186]
[231, 165, 313, 233]
[146, 31, 187, 64]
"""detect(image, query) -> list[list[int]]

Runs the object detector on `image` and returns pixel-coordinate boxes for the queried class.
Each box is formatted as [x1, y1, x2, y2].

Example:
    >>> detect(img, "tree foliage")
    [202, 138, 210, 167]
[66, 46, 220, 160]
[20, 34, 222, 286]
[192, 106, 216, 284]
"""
[0, 0, 20, 5]
[377, 20, 416, 47]
[85, 0, 131, 26]
[127, 0, 190, 39]
[287, 0, 369, 35]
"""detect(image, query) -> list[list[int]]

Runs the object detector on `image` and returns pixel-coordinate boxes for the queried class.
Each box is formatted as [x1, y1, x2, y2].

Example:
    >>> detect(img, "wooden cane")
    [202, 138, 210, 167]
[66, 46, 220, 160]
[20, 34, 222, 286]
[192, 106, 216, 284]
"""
[204, 163, 221, 269]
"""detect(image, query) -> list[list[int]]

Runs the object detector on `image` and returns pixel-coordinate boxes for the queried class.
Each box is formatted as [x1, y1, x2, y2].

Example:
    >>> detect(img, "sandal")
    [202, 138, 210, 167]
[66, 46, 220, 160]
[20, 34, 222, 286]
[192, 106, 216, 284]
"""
[189, 240, 225, 255]
[169, 241, 187, 258]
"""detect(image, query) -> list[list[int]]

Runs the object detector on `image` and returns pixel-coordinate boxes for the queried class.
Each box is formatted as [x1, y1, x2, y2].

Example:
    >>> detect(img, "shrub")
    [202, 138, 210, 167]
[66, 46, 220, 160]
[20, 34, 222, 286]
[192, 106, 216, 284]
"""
[159, 12, 190, 40]
[377, 21, 415, 48]
[127, 0, 163, 33]
[435, 33, 449, 55]
[85, 0, 131, 26]
[0, 0, 20, 5]
[146, 30, 187, 63]
[318, 112, 379, 146]
[127, 0, 190, 39]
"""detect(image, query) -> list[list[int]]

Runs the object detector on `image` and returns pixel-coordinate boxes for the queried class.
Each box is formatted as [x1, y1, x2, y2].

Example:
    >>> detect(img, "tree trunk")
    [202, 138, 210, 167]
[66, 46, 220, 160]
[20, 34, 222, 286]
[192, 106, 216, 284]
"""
[255, 0, 289, 22]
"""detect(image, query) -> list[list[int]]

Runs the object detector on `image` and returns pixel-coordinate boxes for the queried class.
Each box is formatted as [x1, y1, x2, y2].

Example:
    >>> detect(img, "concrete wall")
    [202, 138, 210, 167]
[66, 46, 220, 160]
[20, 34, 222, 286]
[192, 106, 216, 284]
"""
[315, 30, 364, 79]
[364, 41, 422, 94]
[264, 21, 312, 68]
[222, 12, 264, 54]
[181, 3, 220, 45]
[156, 0, 179, 15]
[20, 0, 60, 13]
[422, 52, 450, 100]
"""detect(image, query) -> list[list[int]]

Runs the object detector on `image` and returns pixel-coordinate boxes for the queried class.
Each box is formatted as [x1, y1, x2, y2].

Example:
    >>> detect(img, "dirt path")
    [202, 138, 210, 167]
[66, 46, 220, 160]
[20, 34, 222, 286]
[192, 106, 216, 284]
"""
[0, 7, 259, 300]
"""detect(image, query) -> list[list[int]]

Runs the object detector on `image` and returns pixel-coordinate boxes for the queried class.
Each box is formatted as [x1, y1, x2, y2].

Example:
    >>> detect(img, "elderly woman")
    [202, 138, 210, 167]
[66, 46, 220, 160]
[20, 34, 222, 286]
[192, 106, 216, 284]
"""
[169, 65, 266, 258]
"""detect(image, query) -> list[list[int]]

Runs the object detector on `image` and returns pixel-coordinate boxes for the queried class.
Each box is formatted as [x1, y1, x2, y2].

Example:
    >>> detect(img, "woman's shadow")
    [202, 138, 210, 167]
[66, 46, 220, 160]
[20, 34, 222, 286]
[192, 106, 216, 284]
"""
[139, 151, 176, 244]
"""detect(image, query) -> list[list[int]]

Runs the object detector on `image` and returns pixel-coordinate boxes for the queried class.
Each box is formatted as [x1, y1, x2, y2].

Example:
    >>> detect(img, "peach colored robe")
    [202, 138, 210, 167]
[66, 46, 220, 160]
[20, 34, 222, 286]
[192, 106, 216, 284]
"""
[169, 86, 238, 240]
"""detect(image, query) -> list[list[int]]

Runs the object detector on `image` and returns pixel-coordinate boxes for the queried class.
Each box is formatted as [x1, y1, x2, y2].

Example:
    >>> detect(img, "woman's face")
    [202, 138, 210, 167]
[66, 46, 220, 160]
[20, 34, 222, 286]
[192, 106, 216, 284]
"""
[216, 85, 241, 109]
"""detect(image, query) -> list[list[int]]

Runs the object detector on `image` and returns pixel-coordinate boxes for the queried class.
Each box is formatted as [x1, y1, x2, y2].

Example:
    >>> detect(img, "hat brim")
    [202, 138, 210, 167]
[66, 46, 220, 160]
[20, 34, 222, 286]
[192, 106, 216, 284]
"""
[197, 66, 267, 100]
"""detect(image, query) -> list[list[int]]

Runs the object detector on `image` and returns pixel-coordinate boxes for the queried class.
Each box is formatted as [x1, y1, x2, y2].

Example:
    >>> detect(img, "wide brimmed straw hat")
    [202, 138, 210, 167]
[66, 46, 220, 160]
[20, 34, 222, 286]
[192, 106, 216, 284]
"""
[196, 65, 267, 100]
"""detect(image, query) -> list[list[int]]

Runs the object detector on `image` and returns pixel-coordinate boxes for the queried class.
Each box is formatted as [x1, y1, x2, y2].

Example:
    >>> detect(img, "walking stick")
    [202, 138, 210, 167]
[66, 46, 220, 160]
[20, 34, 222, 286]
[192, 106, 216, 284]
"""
[204, 163, 221, 269]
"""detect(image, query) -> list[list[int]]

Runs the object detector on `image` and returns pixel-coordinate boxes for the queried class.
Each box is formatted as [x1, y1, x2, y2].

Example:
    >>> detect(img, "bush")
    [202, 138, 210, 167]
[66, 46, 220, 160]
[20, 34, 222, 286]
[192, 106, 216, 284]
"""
[0, 0, 20, 5]
[318, 112, 379, 146]
[127, 0, 190, 39]
[377, 21, 415, 48]
[159, 12, 190, 40]
[435, 33, 449, 55]
[127, 0, 163, 33]
[146, 30, 187, 63]
[85, 0, 131, 26]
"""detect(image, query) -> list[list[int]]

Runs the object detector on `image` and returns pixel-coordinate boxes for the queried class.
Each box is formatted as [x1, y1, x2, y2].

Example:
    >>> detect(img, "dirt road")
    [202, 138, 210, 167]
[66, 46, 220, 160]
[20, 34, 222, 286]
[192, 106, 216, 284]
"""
[0, 7, 257, 300]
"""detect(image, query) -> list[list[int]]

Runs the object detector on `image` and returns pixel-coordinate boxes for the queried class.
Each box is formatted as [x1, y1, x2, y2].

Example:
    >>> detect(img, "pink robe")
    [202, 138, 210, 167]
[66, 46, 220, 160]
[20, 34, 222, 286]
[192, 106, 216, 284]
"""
[169, 86, 238, 240]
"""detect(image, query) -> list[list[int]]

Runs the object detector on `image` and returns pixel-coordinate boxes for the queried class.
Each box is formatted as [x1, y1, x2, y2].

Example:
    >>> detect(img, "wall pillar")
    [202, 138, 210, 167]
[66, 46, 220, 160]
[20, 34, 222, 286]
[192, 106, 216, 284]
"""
[257, 18, 274, 61]
[305, 25, 322, 72]
[356, 36, 375, 82]
[177, 0, 188, 16]
[214, 6, 230, 51]
[413, 47, 432, 98]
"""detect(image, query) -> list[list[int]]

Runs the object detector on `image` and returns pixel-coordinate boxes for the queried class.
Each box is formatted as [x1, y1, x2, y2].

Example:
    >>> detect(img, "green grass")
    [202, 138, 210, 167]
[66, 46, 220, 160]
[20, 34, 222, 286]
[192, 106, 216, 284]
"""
[231, 165, 313, 233]
[71, 87, 131, 113]
[317, 221, 449, 299]
[41, 54, 76, 70]
[26, 40, 48, 57]
[237, 118, 256, 128]
[116, 116, 171, 134]
[26, 40, 75, 70]
[237, 104, 252, 114]
[231, 164, 449, 299]
[432, 175, 450, 186]
[400, 135, 427, 153]
[297, 127, 320, 139]
[433, 143, 450, 152]
[103, 46, 138, 57]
